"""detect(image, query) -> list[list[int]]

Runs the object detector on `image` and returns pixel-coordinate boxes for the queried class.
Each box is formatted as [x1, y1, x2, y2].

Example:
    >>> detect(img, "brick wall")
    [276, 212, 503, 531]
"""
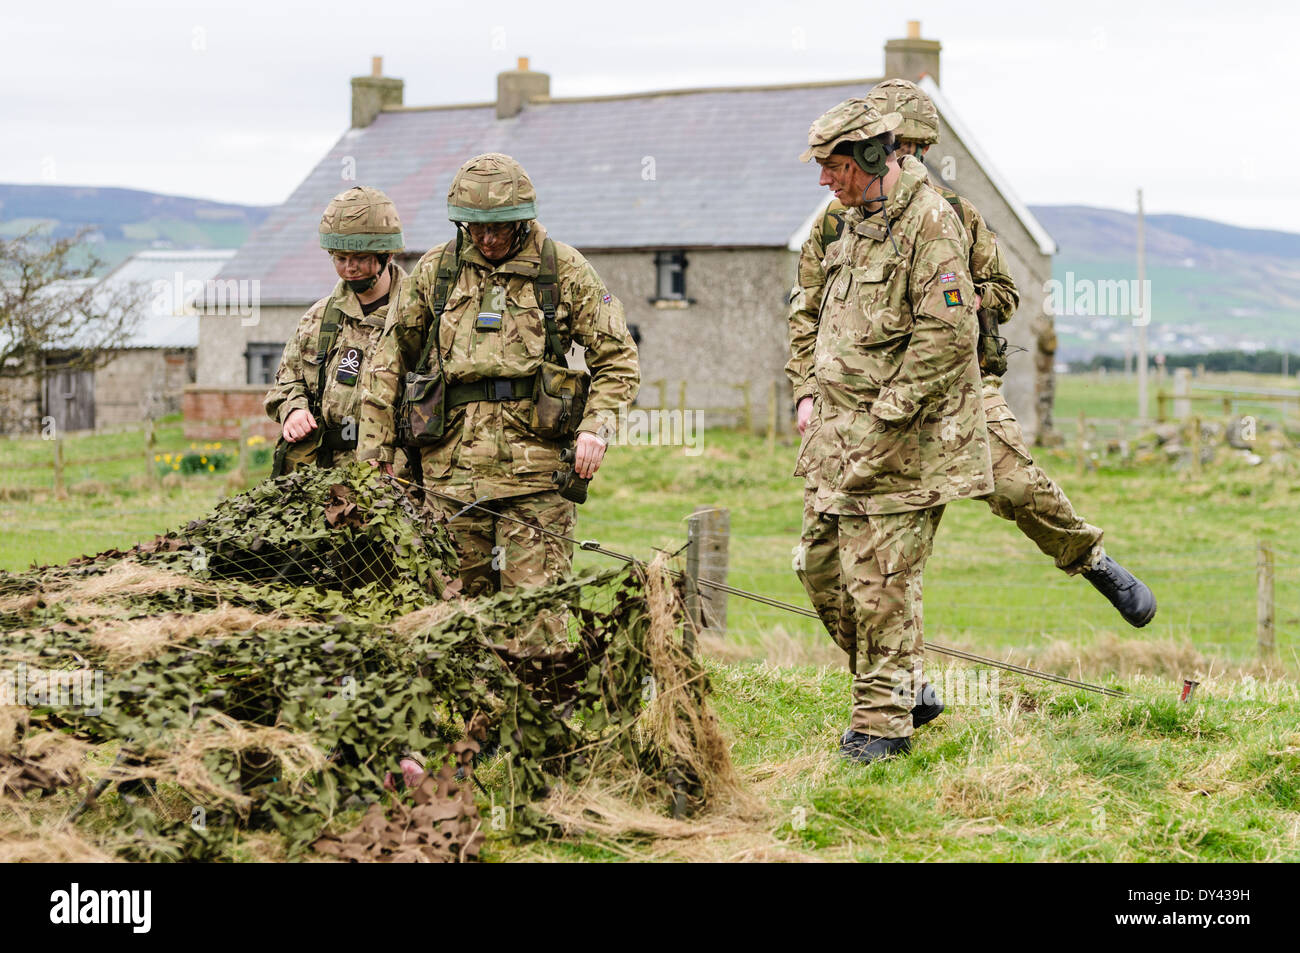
[183, 385, 280, 440]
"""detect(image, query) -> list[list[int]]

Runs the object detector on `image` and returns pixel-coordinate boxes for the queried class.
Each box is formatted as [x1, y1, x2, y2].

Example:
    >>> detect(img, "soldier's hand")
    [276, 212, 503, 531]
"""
[283, 408, 318, 443]
[796, 397, 815, 435]
[975, 292, 983, 310]
[574, 431, 607, 479]
[365, 459, 395, 477]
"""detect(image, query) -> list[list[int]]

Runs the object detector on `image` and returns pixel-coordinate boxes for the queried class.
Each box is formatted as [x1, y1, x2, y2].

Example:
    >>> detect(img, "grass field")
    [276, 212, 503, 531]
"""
[2, 375, 1298, 862]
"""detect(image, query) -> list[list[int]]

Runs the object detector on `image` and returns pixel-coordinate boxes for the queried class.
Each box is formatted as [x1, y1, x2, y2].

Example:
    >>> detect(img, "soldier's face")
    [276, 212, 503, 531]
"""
[330, 252, 381, 281]
[468, 222, 517, 262]
[817, 156, 875, 208]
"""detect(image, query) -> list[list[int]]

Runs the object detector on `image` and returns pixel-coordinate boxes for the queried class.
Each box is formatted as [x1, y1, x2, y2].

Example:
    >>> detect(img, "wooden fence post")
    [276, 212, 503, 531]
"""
[53, 434, 66, 498]
[740, 381, 752, 434]
[1189, 415, 1202, 474]
[687, 505, 730, 636]
[678, 380, 687, 418]
[237, 418, 250, 483]
[144, 418, 158, 486]
[684, 512, 703, 654]
[1257, 542, 1275, 662]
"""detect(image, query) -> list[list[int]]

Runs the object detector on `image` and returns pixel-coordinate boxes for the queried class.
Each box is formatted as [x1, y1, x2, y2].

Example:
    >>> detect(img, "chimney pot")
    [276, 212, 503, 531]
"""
[372, 56, 383, 77]
[517, 56, 529, 71]
[907, 20, 920, 39]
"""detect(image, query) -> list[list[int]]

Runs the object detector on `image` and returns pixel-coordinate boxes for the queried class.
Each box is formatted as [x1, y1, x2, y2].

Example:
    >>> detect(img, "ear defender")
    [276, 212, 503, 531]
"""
[851, 137, 892, 176]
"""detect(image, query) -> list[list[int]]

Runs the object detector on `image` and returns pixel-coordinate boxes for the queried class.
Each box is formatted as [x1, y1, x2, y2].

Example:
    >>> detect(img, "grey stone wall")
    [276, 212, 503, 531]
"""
[586, 248, 797, 431]
[197, 305, 305, 387]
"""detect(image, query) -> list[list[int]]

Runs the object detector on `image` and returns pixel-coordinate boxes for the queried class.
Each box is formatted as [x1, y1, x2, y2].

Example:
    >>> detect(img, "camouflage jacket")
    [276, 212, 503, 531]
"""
[786, 177, 1020, 398]
[357, 223, 640, 500]
[264, 262, 407, 465]
[793, 155, 993, 515]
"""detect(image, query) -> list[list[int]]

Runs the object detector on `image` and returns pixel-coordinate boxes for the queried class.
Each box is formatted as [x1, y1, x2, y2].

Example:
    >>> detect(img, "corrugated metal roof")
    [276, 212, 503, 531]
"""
[214, 80, 881, 304]
[101, 250, 235, 348]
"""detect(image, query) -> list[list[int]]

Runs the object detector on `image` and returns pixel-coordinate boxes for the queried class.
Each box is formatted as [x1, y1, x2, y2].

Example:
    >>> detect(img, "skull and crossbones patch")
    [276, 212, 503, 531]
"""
[335, 347, 362, 385]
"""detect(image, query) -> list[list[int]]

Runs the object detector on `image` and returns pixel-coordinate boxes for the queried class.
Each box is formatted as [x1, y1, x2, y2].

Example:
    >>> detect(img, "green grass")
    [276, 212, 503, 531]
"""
[2, 378, 1298, 862]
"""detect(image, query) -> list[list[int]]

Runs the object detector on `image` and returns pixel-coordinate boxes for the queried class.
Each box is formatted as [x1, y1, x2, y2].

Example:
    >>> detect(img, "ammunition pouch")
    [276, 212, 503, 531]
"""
[977, 308, 1008, 378]
[530, 362, 590, 440]
[399, 370, 447, 446]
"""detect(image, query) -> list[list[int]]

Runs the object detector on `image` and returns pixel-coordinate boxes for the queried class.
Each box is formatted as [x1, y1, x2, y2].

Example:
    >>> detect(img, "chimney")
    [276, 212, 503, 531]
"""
[351, 56, 404, 128]
[497, 57, 550, 120]
[884, 21, 942, 85]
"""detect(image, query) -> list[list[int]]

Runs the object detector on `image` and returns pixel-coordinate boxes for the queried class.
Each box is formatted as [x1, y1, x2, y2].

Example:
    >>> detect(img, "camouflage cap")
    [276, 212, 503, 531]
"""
[867, 79, 939, 145]
[799, 98, 902, 163]
[319, 186, 404, 253]
[447, 153, 538, 223]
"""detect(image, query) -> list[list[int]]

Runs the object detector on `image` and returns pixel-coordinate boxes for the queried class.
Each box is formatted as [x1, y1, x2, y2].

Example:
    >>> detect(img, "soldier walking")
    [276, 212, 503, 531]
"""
[791, 99, 993, 763]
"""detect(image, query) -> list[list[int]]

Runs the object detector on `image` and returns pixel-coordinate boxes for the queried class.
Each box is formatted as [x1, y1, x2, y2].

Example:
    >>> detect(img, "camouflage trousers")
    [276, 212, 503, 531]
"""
[424, 489, 576, 652]
[795, 489, 943, 738]
[983, 385, 1103, 573]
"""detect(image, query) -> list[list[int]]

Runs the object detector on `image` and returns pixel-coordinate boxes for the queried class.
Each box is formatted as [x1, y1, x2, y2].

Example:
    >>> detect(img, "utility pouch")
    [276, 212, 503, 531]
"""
[400, 369, 447, 445]
[530, 361, 589, 440]
[977, 308, 1009, 377]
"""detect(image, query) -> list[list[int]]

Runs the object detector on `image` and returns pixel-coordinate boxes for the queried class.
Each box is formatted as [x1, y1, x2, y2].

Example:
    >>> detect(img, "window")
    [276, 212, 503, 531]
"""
[654, 251, 687, 301]
[246, 342, 285, 385]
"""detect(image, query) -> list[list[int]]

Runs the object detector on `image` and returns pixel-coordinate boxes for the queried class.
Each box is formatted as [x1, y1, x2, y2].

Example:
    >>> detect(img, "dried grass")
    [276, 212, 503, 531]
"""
[0, 817, 118, 863]
[88, 604, 300, 663]
[44, 563, 212, 606]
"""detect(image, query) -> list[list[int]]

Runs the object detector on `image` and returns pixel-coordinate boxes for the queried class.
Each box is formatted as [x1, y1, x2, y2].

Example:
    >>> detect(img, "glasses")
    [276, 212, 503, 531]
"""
[330, 252, 378, 268]
[467, 223, 517, 240]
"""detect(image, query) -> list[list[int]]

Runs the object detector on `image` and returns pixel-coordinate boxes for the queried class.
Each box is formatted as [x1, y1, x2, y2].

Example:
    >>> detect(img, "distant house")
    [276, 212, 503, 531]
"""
[0, 249, 233, 434]
[198, 22, 1055, 440]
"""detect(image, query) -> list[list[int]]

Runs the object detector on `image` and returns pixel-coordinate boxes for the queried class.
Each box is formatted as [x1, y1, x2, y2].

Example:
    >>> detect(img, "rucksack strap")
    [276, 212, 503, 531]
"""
[944, 191, 968, 230]
[416, 235, 462, 375]
[537, 237, 567, 366]
[312, 302, 344, 416]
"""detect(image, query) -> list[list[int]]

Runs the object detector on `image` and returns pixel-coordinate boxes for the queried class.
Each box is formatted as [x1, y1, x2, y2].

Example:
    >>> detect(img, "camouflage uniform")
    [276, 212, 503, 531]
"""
[792, 97, 993, 738]
[265, 261, 408, 474]
[358, 160, 639, 602]
[1032, 312, 1058, 443]
[788, 131, 1102, 587]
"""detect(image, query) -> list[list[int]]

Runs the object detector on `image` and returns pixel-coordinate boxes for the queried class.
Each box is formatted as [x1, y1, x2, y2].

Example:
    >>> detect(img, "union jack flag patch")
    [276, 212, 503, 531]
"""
[940, 272, 957, 283]
[602, 293, 612, 303]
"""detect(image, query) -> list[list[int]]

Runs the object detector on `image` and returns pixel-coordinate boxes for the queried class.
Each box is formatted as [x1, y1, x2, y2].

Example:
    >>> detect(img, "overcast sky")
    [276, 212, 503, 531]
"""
[3, 0, 1297, 231]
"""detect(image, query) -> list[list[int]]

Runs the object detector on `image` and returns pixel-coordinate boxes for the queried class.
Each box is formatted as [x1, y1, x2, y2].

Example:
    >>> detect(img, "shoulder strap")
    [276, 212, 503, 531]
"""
[416, 235, 462, 374]
[536, 237, 567, 366]
[312, 301, 345, 413]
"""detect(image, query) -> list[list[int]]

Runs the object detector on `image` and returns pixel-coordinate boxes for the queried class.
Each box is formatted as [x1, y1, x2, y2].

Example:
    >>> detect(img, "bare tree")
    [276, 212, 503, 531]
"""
[0, 226, 147, 430]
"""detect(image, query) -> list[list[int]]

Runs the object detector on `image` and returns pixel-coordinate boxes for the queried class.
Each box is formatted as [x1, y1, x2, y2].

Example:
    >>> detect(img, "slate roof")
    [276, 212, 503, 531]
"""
[213, 79, 884, 305]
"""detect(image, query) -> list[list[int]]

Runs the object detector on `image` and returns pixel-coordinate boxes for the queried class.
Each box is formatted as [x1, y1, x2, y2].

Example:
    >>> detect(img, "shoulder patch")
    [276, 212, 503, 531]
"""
[943, 289, 963, 307]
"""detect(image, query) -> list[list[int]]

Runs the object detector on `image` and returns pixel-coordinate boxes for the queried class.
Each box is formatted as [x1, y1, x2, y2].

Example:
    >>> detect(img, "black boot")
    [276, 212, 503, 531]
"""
[839, 729, 911, 765]
[911, 681, 944, 728]
[1082, 555, 1157, 627]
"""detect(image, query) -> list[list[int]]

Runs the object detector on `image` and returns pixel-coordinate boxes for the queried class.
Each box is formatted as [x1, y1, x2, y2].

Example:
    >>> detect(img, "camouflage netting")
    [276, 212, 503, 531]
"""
[0, 464, 739, 862]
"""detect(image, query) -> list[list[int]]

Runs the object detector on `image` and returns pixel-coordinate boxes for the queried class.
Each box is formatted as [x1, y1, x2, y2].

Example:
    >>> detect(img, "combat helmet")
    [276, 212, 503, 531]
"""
[447, 153, 538, 223]
[799, 98, 901, 164]
[866, 79, 939, 146]
[318, 186, 405, 253]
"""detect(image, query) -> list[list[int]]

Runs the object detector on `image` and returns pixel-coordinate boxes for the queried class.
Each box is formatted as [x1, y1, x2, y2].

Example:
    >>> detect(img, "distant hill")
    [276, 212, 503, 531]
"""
[0, 184, 272, 275]
[1029, 205, 1300, 360]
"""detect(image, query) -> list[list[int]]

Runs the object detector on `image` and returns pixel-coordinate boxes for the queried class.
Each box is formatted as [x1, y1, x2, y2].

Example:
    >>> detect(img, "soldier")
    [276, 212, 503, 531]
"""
[791, 98, 993, 764]
[265, 186, 409, 476]
[358, 153, 639, 604]
[788, 80, 1155, 678]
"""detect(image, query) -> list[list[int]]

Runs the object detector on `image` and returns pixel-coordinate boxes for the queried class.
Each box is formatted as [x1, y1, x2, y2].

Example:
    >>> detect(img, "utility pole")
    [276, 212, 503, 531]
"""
[1136, 188, 1149, 423]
